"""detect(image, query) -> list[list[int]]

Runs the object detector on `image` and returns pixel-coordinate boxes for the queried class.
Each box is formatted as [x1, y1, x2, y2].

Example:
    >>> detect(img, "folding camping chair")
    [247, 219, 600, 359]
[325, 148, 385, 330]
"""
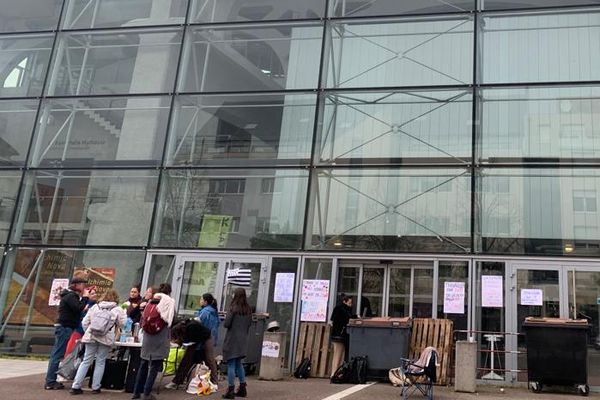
[399, 346, 438, 400]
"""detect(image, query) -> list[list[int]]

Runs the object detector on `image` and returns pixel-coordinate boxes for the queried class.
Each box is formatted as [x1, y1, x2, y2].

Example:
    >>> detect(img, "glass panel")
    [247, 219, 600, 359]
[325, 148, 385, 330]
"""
[438, 261, 468, 330]
[303, 258, 332, 322]
[309, 168, 471, 252]
[62, 0, 187, 29]
[330, 0, 474, 18]
[147, 254, 175, 289]
[516, 268, 560, 380]
[336, 265, 359, 314]
[481, 87, 600, 163]
[0, 34, 53, 98]
[222, 261, 262, 312]
[30, 96, 170, 168]
[318, 90, 472, 165]
[179, 24, 322, 93]
[0, 247, 145, 354]
[190, 0, 325, 23]
[483, 11, 600, 84]
[0, 0, 62, 33]
[12, 169, 159, 246]
[0, 171, 22, 243]
[388, 268, 411, 317]
[568, 270, 600, 387]
[47, 28, 183, 96]
[480, 168, 600, 256]
[178, 260, 218, 317]
[360, 267, 384, 317]
[413, 268, 433, 317]
[154, 169, 308, 249]
[326, 17, 473, 89]
[167, 93, 316, 167]
[0, 99, 38, 167]
[483, 0, 600, 10]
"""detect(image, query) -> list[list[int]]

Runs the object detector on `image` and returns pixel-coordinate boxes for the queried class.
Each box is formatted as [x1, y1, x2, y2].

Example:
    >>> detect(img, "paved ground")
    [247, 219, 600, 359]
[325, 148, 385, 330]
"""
[0, 359, 597, 399]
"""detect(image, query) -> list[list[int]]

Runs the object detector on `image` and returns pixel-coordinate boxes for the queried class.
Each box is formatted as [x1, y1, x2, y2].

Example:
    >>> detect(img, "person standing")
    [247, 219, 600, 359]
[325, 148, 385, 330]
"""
[45, 272, 90, 390]
[197, 293, 220, 385]
[125, 285, 143, 323]
[70, 289, 126, 395]
[221, 288, 252, 399]
[133, 283, 175, 400]
[330, 294, 355, 377]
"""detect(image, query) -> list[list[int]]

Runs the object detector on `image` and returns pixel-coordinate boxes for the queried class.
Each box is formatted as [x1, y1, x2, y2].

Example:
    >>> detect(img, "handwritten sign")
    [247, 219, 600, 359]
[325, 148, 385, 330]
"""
[482, 275, 503, 308]
[48, 279, 69, 306]
[300, 279, 329, 322]
[261, 340, 280, 358]
[443, 282, 465, 314]
[520, 289, 543, 306]
[273, 273, 295, 303]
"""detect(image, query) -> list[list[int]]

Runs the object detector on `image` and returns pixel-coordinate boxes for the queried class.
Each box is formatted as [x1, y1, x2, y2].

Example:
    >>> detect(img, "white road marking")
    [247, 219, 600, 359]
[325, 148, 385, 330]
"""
[321, 382, 377, 400]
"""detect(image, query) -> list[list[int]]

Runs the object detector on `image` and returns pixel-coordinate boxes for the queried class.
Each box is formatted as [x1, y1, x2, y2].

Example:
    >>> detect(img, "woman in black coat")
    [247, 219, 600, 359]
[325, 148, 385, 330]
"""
[330, 294, 355, 376]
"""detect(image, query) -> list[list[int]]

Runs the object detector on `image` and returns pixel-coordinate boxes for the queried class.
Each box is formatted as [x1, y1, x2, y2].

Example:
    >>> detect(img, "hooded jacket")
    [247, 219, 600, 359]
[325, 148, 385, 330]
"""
[81, 301, 127, 346]
[198, 304, 220, 343]
[57, 289, 88, 329]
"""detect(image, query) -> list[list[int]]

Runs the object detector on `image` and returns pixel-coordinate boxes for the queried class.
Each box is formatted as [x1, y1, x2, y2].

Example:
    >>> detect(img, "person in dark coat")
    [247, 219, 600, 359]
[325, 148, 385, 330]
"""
[128, 286, 152, 324]
[221, 288, 252, 399]
[329, 294, 356, 377]
[125, 285, 143, 323]
[44, 272, 89, 390]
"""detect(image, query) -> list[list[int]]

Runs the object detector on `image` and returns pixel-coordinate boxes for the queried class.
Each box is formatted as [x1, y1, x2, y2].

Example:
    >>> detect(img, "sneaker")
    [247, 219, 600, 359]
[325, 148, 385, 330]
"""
[45, 383, 65, 390]
[164, 382, 179, 390]
[91, 389, 101, 394]
[69, 388, 83, 395]
[131, 395, 140, 399]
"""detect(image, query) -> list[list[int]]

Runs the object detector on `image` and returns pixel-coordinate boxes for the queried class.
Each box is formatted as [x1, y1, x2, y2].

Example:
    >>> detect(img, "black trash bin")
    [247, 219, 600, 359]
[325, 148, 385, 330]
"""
[347, 317, 412, 380]
[523, 317, 589, 396]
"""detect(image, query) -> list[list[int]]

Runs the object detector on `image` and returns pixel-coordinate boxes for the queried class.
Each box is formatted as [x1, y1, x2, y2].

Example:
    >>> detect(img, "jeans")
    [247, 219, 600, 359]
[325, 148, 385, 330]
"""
[72, 341, 110, 390]
[45, 325, 73, 386]
[134, 359, 163, 396]
[226, 357, 245, 388]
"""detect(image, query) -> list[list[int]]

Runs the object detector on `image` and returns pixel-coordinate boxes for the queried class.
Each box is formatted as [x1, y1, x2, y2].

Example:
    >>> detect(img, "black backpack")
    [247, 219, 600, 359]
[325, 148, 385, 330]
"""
[294, 357, 311, 379]
[330, 361, 352, 384]
[350, 356, 368, 384]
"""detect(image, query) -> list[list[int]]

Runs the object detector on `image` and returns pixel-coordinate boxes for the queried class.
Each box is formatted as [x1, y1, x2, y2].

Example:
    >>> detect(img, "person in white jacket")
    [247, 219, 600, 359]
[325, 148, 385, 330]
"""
[70, 289, 127, 395]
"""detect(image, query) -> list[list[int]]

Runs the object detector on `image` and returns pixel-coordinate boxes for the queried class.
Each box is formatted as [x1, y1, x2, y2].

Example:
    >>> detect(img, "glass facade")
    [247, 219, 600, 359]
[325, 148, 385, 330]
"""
[1, 0, 600, 366]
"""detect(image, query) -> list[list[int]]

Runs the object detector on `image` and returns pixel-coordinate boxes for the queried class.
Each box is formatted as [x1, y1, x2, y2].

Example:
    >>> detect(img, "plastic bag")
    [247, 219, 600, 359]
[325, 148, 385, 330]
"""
[186, 363, 217, 396]
[58, 340, 85, 380]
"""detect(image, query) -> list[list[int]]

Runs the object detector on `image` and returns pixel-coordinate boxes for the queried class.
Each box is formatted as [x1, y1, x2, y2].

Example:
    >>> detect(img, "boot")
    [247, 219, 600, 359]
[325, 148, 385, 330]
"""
[222, 386, 235, 399]
[235, 382, 247, 398]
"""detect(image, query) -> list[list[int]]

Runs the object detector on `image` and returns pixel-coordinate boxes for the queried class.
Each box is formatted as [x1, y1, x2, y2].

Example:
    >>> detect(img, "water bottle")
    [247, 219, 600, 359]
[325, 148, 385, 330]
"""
[124, 318, 133, 334]
[133, 323, 140, 342]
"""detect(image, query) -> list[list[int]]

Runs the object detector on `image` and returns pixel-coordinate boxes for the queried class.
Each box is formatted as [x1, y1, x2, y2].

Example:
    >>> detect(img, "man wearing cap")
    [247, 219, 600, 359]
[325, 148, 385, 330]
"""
[44, 272, 90, 390]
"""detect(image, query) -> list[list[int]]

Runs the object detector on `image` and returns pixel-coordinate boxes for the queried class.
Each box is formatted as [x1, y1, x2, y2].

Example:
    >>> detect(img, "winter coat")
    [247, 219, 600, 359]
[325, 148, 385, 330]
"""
[57, 289, 88, 329]
[141, 293, 175, 361]
[197, 305, 220, 343]
[330, 303, 354, 343]
[222, 312, 252, 361]
[126, 296, 143, 324]
[81, 301, 127, 347]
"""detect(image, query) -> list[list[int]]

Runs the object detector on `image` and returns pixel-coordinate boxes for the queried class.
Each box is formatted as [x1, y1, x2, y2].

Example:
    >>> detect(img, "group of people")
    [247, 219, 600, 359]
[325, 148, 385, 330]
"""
[44, 272, 254, 400]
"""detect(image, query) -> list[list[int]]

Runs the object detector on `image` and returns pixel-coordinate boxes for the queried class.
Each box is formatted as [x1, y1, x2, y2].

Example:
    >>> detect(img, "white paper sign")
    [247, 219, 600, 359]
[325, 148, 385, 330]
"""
[273, 273, 295, 303]
[520, 289, 543, 306]
[262, 340, 280, 358]
[482, 275, 503, 308]
[443, 282, 465, 314]
[300, 279, 329, 322]
[49, 278, 70, 306]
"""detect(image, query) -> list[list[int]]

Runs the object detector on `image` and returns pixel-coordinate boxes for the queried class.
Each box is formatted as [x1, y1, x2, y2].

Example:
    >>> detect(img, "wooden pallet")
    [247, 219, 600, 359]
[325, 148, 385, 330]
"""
[409, 318, 454, 385]
[294, 323, 332, 378]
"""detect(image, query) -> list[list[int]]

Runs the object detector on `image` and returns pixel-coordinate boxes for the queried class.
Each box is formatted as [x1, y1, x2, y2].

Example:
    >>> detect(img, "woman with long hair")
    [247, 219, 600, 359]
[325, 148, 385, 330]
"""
[221, 288, 252, 399]
[330, 294, 355, 378]
[125, 285, 143, 323]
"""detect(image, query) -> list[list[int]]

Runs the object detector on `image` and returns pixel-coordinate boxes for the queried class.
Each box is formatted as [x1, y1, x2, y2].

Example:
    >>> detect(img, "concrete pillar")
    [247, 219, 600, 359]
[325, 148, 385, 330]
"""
[455, 340, 477, 393]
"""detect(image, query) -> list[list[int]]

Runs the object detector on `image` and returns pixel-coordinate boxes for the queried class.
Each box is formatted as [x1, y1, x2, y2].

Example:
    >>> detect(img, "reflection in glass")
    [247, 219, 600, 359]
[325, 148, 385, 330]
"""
[361, 267, 384, 317]
[47, 29, 183, 96]
[388, 268, 411, 317]
[0, 171, 22, 242]
[330, 0, 474, 18]
[0, 0, 62, 33]
[483, 11, 600, 84]
[31, 96, 171, 168]
[222, 261, 262, 311]
[326, 18, 473, 89]
[481, 87, 600, 163]
[480, 168, 600, 256]
[318, 90, 472, 165]
[0, 34, 53, 97]
[0, 99, 39, 167]
[483, 0, 600, 10]
[309, 168, 471, 252]
[62, 0, 187, 29]
[190, 0, 325, 23]
[336, 266, 359, 314]
[179, 24, 322, 93]
[413, 268, 433, 317]
[147, 254, 176, 289]
[438, 261, 468, 330]
[12, 170, 159, 246]
[153, 169, 308, 249]
[166, 93, 316, 167]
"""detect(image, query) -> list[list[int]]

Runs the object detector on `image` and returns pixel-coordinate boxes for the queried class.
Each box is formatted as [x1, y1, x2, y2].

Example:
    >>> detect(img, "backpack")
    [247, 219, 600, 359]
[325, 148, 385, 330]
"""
[293, 357, 311, 379]
[89, 305, 117, 336]
[350, 356, 368, 384]
[141, 301, 167, 335]
[330, 361, 352, 384]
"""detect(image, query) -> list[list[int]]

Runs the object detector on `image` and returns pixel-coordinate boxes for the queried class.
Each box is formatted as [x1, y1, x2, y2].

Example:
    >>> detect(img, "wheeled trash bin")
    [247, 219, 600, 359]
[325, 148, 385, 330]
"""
[523, 317, 589, 396]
